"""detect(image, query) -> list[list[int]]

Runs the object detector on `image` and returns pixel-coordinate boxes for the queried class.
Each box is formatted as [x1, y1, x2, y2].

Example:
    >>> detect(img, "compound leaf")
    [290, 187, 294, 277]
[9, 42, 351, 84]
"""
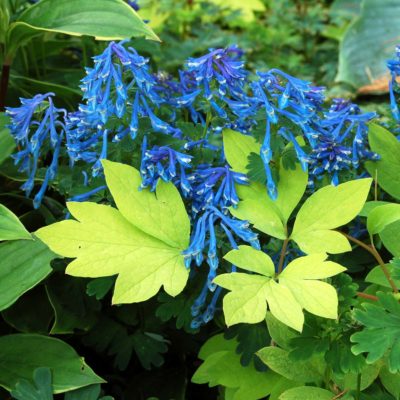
[36, 161, 190, 305]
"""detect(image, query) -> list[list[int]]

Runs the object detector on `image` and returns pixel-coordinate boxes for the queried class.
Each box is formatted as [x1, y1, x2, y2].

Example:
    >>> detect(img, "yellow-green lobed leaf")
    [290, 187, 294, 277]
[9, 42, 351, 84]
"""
[36, 161, 190, 305]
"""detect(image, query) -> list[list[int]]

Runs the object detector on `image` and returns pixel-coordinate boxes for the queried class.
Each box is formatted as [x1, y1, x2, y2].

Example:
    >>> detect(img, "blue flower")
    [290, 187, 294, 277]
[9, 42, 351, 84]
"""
[6, 92, 66, 208]
[140, 138, 193, 194]
[387, 45, 400, 122]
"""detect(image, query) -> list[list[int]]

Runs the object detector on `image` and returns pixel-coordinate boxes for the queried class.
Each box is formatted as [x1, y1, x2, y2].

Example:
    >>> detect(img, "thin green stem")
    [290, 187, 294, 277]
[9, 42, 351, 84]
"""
[340, 231, 398, 293]
[355, 373, 361, 400]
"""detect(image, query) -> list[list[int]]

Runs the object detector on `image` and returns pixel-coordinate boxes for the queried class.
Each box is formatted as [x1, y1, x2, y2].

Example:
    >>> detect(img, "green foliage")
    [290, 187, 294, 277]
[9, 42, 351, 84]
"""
[0, 238, 55, 311]
[215, 248, 345, 331]
[0, 334, 103, 393]
[352, 292, 400, 373]
[279, 386, 334, 400]
[0, 203, 31, 241]
[36, 160, 190, 304]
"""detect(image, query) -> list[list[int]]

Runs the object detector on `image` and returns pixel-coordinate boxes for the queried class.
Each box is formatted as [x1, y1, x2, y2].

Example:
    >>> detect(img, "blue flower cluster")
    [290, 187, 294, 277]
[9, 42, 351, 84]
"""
[7, 41, 381, 327]
[388, 45, 400, 123]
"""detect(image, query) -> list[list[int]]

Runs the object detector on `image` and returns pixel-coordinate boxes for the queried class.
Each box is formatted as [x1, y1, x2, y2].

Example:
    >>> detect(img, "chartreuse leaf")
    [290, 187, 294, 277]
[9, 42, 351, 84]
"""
[208, 0, 265, 23]
[291, 179, 372, 254]
[36, 160, 190, 305]
[0, 334, 103, 393]
[366, 124, 400, 200]
[367, 203, 400, 235]
[223, 129, 308, 239]
[214, 247, 345, 332]
[6, 0, 159, 59]
[0, 203, 32, 241]
[351, 292, 400, 373]
[279, 386, 334, 400]
[192, 334, 281, 400]
[0, 238, 55, 311]
[223, 129, 261, 174]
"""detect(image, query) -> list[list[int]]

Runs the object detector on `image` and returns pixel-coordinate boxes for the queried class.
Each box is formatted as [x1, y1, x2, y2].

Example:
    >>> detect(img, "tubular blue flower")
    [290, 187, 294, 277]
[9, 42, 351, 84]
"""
[387, 45, 400, 122]
[6, 93, 67, 207]
[188, 165, 248, 213]
[140, 142, 193, 194]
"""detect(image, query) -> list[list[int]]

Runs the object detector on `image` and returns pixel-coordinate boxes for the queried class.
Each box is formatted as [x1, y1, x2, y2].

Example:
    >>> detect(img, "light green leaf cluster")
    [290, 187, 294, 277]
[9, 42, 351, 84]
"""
[36, 160, 191, 305]
[214, 246, 345, 331]
[223, 128, 371, 255]
[192, 334, 282, 400]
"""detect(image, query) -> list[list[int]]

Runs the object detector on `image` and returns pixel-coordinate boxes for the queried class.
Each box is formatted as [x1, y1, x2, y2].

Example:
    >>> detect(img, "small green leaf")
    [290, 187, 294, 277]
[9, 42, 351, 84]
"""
[379, 366, 400, 399]
[256, 347, 324, 383]
[279, 386, 334, 400]
[223, 129, 260, 174]
[192, 334, 281, 400]
[224, 245, 275, 276]
[381, 220, 400, 257]
[359, 201, 391, 217]
[291, 179, 371, 254]
[351, 292, 400, 373]
[367, 203, 400, 235]
[0, 238, 55, 311]
[0, 334, 103, 393]
[0, 203, 32, 241]
[366, 124, 400, 200]
[36, 161, 190, 305]
[265, 312, 297, 350]
[365, 264, 400, 289]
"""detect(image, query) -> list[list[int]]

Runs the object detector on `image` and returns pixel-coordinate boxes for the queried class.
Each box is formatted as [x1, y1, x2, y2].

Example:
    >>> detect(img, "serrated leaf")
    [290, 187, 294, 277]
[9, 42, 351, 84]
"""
[36, 161, 190, 305]
[279, 386, 334, 400]
[365, 124, 400, 200]
[0, 335, 103, 393]
[351, 292, 400, 373]
[216, 249, 344, 331]
[291, 179, 371, 254]
[0, 204, 31, 241]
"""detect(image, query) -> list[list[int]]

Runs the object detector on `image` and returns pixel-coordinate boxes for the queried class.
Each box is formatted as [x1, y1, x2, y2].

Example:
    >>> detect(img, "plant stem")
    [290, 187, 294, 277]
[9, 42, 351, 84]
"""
[355, 373, 361, 400]
[0, 61, 10, 110]
[357, 292, 378, 301]
[340, 231, 398, 293]
[277, 237, 289, 274]
[331, 389, 348, 400]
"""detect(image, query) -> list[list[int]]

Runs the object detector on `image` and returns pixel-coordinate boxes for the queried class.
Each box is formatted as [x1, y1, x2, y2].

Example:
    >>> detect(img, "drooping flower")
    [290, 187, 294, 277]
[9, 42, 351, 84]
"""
[6, 92, 66, 208]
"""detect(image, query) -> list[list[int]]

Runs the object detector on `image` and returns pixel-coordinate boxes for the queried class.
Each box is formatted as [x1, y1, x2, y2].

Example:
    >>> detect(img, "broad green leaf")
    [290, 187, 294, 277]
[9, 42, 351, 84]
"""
[351, 292, 400, 373]
[256, 347, 324, 383]
[223, 245, 274, 276]
[380, 366, 400, 399]
[223, 129, 308, 239]
[366, 264, 400, 289]
[0, 334, 103, 393]
[0, 203, 31, 241]
[192, 334, 281, 400]
[335, 363, 381, 391]
[367, 204, 400, 235]
[36, 161, 190, 304]
[223, 129, 260, 174]
[366, 124, 400, 200]
[279, 386, 334, 400]
[0, 238, 55, 311]
[359, 201, 391, 217]
[381, 220, 400, 257]
[265, 313, 297, 350]
[336, 0, 400, 90]
[0, 112, 15, 165]
[279, 254, 345, 320]
[6, 0, 159, 59]
[215, 251, 344, 331]
[291, 179, 371, 254]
